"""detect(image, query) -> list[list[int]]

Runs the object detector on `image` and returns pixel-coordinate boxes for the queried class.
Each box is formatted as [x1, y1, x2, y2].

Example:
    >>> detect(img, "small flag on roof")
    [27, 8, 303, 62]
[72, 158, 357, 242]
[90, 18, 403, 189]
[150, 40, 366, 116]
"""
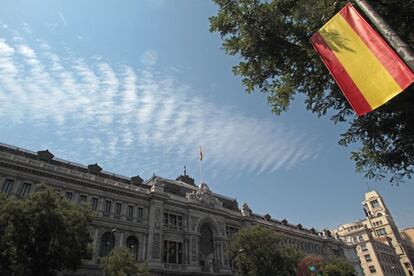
[310, 3, 414, 116]
[199, 145, 203, 161]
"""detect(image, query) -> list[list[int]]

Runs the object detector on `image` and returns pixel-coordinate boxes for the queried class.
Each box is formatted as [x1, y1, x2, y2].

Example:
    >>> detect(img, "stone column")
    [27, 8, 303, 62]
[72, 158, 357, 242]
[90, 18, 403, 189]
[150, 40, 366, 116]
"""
[119, 231, 124, 247]
[93, 228, 100, 259]
[97, 197, 104, 217]
[146, 197, 164, 269]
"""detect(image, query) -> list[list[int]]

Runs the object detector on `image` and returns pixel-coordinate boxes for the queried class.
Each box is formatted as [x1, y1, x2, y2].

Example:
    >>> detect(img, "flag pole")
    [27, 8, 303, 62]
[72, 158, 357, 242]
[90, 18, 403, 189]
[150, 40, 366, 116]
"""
[199, 145, 203, 185]
[199, 159, 203, 185]
[353, 0, 414, 72]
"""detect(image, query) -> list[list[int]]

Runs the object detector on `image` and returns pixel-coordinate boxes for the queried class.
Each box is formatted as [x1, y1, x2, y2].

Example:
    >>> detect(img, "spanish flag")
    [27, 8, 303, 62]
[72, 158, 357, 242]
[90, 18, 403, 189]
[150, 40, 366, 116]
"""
[311, 3, 414, 116]
[199, 145, 203, 161]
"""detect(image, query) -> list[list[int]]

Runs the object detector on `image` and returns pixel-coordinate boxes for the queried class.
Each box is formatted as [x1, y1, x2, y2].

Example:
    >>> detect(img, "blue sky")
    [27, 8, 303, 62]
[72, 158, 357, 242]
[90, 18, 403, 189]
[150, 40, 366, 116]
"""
[0, 0, 412, 231]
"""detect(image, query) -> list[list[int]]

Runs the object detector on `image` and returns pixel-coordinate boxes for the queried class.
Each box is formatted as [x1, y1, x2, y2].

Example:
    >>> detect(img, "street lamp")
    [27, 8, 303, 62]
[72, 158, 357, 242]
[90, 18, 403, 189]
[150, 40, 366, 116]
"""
[130, 244, 136, 260]
[104, 229, 117, 276]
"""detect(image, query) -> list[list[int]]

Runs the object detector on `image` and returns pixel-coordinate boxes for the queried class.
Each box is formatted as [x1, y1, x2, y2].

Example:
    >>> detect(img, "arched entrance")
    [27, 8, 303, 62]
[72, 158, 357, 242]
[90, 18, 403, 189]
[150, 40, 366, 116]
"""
[98, 231, 115, 257]
[199, 223, 215, 270]
[126, 236, 139, 261]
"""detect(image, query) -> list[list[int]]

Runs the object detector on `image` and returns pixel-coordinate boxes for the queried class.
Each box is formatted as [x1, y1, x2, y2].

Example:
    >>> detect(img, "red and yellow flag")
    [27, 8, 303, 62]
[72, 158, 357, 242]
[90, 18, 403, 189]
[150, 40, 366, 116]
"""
[199, 145, 203, 161]
[311, 3, 414, 116]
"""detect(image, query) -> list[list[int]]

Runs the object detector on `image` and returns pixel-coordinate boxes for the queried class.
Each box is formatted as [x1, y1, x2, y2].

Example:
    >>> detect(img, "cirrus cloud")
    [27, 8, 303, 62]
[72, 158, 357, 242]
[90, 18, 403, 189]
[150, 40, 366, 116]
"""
[0, 32, 319, 179]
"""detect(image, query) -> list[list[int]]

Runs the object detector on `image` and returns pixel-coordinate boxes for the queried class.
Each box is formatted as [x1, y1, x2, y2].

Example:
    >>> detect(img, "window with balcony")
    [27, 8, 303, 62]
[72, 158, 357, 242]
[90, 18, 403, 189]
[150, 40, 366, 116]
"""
[65, 192, 73, 201]
[163, 240, 182, 264]
[137, 207, 143, 219]
[91, 197, 98, 211]
[128, 205, 134, 218]
[163, 213, 183, 229]
[226, 226, 238, 239]
[79, 195, 87, 203]
[369, 265, 376, 273]
[1, 179, 14, 194]
[18, 182, 31, 197]
[365, 254, 372, 262]
[115, 203, 122, 216]
[104, 200, 112, 215]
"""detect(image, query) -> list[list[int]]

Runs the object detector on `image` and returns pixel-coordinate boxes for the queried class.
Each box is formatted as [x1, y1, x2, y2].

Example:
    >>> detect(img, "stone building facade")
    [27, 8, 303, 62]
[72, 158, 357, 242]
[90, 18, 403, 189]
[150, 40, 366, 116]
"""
[0, 142, 355, 276]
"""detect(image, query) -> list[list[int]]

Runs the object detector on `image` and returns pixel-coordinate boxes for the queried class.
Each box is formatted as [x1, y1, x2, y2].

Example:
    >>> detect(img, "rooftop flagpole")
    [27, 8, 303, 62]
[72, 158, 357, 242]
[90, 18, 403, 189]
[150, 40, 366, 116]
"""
[199, 145, 203, 185]
[353, 0, 414, 73]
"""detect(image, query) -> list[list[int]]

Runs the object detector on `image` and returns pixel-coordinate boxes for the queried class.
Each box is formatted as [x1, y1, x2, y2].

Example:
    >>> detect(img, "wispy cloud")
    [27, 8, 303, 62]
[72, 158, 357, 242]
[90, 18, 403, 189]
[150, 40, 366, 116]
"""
[0, 34, 319, 178]
[22, 22, 32, 34]
[141, 50, 158, 67]
[58, 12, 67, 26]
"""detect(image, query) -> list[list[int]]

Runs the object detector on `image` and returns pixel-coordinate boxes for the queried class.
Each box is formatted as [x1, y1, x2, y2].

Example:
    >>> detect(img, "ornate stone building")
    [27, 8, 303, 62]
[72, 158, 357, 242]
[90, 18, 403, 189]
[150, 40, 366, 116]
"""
[0, 142, 356, 275]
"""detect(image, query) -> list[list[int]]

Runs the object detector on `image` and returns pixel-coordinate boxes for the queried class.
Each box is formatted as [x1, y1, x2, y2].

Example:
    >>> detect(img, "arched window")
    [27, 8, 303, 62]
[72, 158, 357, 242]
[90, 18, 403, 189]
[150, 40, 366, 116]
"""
[99, 231, 115, 257]
[126, 236, 139, 261]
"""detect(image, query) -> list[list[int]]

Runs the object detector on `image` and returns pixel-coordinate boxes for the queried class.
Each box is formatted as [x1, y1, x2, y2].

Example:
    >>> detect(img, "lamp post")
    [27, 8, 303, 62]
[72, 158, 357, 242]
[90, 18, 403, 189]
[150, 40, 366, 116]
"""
[130, 244, 136, 261]
[104, 229, 117, 276]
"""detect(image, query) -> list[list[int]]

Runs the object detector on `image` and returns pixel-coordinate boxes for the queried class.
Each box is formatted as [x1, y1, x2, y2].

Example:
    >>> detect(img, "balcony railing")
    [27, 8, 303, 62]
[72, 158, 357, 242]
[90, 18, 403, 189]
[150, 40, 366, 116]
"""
[163, 263, 186, 271]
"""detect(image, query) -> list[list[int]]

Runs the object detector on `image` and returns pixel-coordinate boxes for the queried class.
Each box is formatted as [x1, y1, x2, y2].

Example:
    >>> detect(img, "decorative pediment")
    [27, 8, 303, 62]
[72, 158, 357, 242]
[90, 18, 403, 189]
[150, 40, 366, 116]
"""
[186, 183, 223, 208]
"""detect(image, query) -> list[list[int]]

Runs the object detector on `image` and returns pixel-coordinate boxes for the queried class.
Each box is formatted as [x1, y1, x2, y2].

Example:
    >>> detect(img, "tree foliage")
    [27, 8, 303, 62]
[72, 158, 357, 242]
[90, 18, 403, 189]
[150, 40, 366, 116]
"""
[0, 185, 92, 276]
[209, 0, 414, 184]
[227, 225, 302, 276]
[297, 255, 356, 276]
[102, 247, 150, 276]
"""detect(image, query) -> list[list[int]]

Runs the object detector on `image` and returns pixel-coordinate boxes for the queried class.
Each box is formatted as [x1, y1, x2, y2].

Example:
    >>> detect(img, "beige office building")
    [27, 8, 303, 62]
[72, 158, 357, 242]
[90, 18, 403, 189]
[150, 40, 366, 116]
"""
[334, 222, 404, 275]
[402, 228, 414, 248]
[334, 191, 414, 276]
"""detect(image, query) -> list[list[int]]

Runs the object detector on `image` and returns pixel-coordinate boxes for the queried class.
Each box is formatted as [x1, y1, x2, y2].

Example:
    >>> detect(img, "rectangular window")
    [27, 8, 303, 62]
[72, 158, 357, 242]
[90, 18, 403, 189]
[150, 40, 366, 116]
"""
[91, 198, 98, 211]
[371, 199, 380, 209]
[65, 192, 73, 200]
[178, 242, 182, 264]
[128, 205, 134, 217]
[376, 228, 386, 236]
[137, 207, 143, 219]
[115, 203, 122, 216]
[79, 195, 87, 203]
[369, 265, 376, 273]
[365, 254, 372, 262]
[226, 226, 239, 238]
[163, 240, 182, 264]
[1, 179, 14, 194]
[18, 182, 31, 197]
[163, 213, 183, 229]
[163, 240, 168, 263]
[170, 215, 177, 228]
[168, 241, 177, 263]
[361, 243, 368, 251]
[104, 200, 112, 215]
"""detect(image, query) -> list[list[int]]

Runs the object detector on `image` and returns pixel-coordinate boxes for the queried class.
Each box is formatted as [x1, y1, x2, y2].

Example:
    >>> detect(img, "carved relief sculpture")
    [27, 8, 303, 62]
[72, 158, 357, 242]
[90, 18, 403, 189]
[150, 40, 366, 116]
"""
[186, 183, 223, 208]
